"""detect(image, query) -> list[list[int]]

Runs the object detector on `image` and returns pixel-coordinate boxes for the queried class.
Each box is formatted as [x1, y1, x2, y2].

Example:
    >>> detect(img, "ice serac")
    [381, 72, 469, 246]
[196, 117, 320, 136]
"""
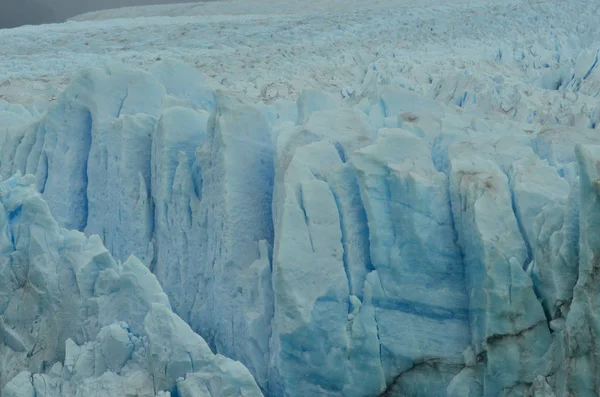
[532, 179, 580, 319]
[509, 154, 569, 250]
[46, 65, 164, 231]
[0, 173, 262, 397]
[532, 126, 598, 182]
[271, 141, 350, 396]
[150, 59, 216, 112]
[352, 129, 470, 394]
[190, 91, 275, 389]
[146, 303, 262, 396]
[0, 61, 218, 269]
[561, 145, 600, 397]
[0, 64, 167, 242]
[151, 105, 209, 318]
[449, 149, 552, 396]
[269, 97, 381, 397]
[85, 113, 156, 264]
[367, 86, 444, 130]
[508, 154, 575, 318]
[0, 63, 277, 393]
[296, 89, 341, 125]
[327, 162, 371, 301]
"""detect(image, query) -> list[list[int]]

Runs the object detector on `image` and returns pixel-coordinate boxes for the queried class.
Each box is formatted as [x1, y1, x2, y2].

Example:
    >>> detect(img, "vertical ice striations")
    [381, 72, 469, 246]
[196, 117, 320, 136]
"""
[48, 66, 165, 233]
[0, 62, 276, 392]
[151, 105, 209, 319]
[508, 155, 573, 318]
[191, 91, 275, 389]
[561, 145, 600, 397]
[86, 113, 157, 264]
[3, 61, 600, 396]
[269, 98, 379, 397]
[270, 140, 349, 396]
[0, 64, 167, 252]
[0, 173, 263, 396]
[449, 150, 552, 396]
[352, 129, 470, 395]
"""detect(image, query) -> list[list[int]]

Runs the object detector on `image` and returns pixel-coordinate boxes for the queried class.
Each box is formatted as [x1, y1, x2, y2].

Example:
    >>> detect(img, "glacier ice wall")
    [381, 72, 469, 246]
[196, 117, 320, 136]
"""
[0, 173, 263, 396]
[1, 59, 600, 397]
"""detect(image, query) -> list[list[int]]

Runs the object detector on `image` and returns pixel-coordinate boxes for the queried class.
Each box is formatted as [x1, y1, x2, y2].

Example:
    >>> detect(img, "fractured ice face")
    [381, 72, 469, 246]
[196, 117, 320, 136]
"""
[0, 57, 599, 397]
[0, 173, 263, 397]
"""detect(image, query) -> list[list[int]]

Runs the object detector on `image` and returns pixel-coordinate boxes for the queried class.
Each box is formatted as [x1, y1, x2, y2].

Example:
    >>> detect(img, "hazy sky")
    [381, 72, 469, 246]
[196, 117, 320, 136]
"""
[0, 0, 203, 29]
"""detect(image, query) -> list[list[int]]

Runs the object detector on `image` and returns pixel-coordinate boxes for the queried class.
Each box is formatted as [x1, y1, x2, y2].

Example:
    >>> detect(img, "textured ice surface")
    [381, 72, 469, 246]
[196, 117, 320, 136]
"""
[1, 0, 600, 396]
[0, 174, 262, 396]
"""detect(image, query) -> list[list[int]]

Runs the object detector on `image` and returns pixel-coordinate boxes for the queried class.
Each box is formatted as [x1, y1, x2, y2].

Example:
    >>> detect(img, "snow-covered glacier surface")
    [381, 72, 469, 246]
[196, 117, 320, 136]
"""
[1, 0, 600, 396]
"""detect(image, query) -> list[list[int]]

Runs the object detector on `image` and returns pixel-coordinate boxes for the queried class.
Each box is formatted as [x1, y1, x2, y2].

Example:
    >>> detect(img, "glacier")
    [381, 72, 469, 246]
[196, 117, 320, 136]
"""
[1, 0, 600, 396]
[0, 173, 262, 397]
[1, 59, 599, 396]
